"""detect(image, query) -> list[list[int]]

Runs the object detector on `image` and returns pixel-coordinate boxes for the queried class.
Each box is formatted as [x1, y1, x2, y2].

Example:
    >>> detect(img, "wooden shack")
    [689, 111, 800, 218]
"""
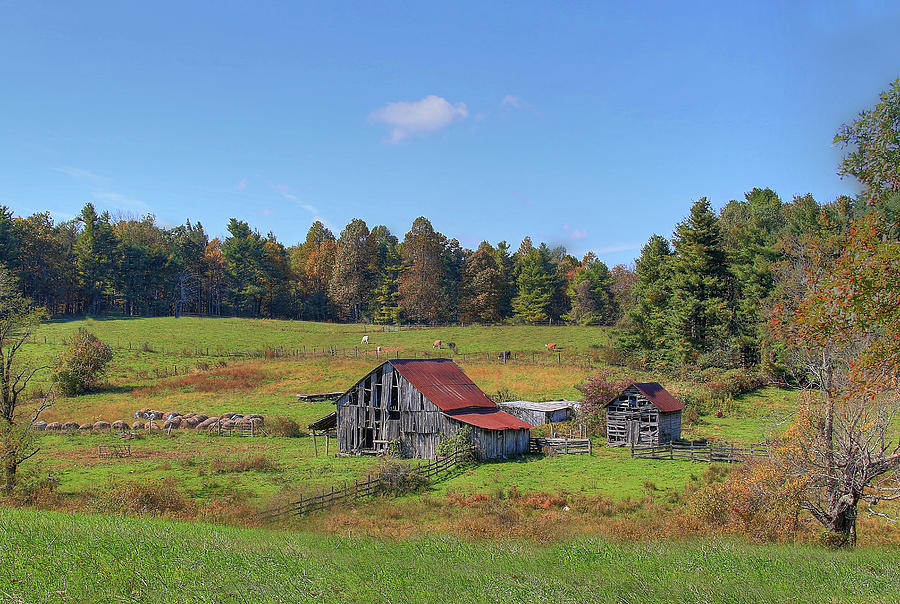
[603, 382, 683, 446]
[335, 358, 532, 459]
[497, 400, 577, 425]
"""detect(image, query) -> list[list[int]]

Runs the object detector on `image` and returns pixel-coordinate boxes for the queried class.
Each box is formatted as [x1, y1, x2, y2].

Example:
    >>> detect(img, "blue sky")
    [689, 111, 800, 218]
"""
[2, 1, 899, 265]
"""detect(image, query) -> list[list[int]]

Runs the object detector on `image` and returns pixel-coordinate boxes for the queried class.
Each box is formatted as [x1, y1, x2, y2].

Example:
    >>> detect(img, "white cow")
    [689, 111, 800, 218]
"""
[361, 335, 369, 345]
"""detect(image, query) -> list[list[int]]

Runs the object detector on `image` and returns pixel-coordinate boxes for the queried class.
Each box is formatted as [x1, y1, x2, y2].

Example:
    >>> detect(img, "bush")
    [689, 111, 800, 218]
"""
[373, 460, 427, 495]
[53, 329, 113, 396]
[267, 416, 301, 438]
[437, 425, 473, 457]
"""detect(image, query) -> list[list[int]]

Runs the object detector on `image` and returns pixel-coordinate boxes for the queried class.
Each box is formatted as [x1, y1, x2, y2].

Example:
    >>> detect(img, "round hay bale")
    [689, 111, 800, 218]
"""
[220, 412, 235, 420]
[62, 421, 79, 431]
[32, 420, 47, 431]
[197, 417, 217, 429]
[149, 411, 164, 420]
[183, 417, 200, 428]
[131, 421, 145, 430]
[79, 423, 92, 431]
[46, 422, 63, 431]
[221, 419, 235, 429]
[248, 417, 263, 428]
[112, 420, 129, 431]
[194, 414, 209, 423]
[93, 421, 111, 431]
[247, 413, 263, 420]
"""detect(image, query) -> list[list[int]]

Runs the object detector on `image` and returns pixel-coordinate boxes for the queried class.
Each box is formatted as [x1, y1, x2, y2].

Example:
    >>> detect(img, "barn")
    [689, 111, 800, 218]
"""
[603, 382, 684, 446]
[497, 400, 577, 425]
[335, 358, 532, 459]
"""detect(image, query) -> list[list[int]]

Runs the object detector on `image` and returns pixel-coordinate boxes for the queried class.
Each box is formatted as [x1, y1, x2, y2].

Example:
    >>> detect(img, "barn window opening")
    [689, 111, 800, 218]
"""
[388, 372, 400, 419]
[372, 370, 381, 408]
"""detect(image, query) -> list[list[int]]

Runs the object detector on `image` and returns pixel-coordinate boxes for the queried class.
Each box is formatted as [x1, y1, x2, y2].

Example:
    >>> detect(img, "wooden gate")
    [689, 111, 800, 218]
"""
[627, 420, 640, 445]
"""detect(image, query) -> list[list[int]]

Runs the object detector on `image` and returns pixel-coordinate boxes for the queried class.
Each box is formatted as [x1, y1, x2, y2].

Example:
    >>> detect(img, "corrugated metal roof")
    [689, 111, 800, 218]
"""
[603, 382, 684, 412]
[444, 408, 533, 430]
[389, 358, 497, 411]
[499, 400, 577, 413]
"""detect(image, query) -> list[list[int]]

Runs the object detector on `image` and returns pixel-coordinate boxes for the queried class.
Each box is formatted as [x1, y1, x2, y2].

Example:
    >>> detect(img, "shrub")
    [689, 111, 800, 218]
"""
[266, 416, 301, 438]
[437, 425, 473, 458]
[373, 459, 427, 495]
[53, 329, 113, 395]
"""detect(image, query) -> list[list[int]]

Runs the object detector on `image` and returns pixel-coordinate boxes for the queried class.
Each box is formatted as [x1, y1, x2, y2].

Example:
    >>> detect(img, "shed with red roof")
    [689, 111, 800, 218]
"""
[602, 382, 684, 446]
[335, 358, 532, 459]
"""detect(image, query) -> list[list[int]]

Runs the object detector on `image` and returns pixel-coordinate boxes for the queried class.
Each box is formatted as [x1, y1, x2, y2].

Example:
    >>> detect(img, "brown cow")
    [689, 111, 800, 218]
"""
[433, 340, 442, 349]
[545, 343, 557, 351]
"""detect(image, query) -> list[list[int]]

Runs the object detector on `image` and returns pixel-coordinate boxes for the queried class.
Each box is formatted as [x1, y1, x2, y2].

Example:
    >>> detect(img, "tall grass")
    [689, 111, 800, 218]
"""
[1, 507, 898, 603]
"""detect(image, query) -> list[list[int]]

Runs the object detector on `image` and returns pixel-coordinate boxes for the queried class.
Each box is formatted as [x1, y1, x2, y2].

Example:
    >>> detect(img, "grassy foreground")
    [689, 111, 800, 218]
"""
[2, 508, 899, 603]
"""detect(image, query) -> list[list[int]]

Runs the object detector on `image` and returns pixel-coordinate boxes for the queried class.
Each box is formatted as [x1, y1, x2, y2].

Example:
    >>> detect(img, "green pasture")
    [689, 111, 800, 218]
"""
[2, 507, 898, 603]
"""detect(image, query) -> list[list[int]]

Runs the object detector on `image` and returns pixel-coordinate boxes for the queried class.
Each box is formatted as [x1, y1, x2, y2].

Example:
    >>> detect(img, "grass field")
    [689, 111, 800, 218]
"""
[2, 507, 899, 603]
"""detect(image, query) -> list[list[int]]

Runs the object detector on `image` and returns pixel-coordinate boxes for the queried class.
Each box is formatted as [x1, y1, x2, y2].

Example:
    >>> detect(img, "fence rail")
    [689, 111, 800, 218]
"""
[530, 437, 592, 455]
[631, 441, 769, 463]
[98, 444, 131, 458]
[260, 448, 472, 522]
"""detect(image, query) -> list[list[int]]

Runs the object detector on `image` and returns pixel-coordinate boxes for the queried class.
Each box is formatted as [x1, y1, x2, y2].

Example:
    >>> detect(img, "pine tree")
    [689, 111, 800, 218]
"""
[398, 217, 446, 323]
[370, 225, 402, 324]
[459, 241, 504, 323]
[624, 234, 673, 364]
[74, 203, 118, 314]
[667, 198, 732, 365]
[328, 219, 374, 322]
[565, 253, 614, 325]
[511, 246, 554, 324]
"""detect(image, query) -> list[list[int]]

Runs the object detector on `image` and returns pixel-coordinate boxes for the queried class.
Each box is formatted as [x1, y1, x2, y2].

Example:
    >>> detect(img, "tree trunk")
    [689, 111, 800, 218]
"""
[3, 458, 15, 495]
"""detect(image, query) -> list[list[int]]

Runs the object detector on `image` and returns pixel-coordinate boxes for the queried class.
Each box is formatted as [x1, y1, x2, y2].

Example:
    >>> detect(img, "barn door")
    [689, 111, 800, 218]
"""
[626, 420, 641, 445]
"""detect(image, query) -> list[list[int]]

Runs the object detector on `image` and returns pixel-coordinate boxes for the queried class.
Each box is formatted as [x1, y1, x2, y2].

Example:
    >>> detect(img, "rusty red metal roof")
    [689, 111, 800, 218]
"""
[444, 408, 533, 430]
[389, 358, 497, 411]
[604, 382, 684, 412]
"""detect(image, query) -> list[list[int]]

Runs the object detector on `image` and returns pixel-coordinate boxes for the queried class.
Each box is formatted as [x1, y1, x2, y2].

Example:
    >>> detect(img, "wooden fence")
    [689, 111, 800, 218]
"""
[98, 444, 131, 458]
[260, 448, 472, 522]
[630, 441, 769, 463]
[215, 423, 260, 437]
[530, 437, 592, 455]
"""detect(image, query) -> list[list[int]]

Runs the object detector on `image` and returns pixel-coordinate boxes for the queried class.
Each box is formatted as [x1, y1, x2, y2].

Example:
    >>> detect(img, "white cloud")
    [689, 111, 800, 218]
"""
[571, 228, 588, 241]
[236, 178, 248, 190]
[369, 95, 468, 143]
[92, 191, 152, 214]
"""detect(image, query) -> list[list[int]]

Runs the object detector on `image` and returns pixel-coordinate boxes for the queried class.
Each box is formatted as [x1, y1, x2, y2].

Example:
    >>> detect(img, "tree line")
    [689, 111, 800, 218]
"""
[0, 206, 632, 326]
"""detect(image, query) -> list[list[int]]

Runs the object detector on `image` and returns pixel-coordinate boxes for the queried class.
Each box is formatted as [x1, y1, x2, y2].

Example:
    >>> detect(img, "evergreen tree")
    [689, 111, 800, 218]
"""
[511, 246, 554, 324]
[74, 203, 118, 314]
[459, 241, 504, 323]
[398, 217, 446, 323]
[370, 225, 402, 324]
[667, 198, 732, 365]
[624, 235, 673, 364]
[328, 218, 374, 322]
[565, 253, 615, 325]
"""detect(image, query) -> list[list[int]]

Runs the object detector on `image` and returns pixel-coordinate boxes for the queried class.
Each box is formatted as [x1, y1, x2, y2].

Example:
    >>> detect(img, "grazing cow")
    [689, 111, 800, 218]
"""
[545, 343, 557, 351]
[433, 340, 442, 349]
[376, 346, 383, 354]
[361, 335, 369, 345]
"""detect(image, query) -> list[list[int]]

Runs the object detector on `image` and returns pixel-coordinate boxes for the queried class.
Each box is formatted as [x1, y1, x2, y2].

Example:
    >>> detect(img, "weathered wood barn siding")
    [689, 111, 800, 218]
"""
[336, 360, 531, 459]
[605, 384, 682, 446]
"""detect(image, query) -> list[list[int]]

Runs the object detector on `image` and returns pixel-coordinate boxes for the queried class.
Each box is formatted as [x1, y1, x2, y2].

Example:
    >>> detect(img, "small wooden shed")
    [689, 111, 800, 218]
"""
[497, 401, 577, 425]
[603, 382, 683, 446]
[335, 358, 532, 459]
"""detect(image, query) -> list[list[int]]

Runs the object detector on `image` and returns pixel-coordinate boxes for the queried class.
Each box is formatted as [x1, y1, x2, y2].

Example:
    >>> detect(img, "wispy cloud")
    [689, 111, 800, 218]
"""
[369, 95, 468, 143]
[500, 94, 531, 110]
[269, 183, 298, 201]
[54, 166, 103, 182]
[593, 243, 641, 254]
[92, 191, 152, 214]
[236, 178, 248, 191]
[571, 228, 588, 241]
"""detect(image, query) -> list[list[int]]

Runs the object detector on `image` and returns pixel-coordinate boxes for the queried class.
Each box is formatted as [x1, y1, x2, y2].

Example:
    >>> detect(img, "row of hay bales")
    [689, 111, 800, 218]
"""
[32, 412, 266, 432]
